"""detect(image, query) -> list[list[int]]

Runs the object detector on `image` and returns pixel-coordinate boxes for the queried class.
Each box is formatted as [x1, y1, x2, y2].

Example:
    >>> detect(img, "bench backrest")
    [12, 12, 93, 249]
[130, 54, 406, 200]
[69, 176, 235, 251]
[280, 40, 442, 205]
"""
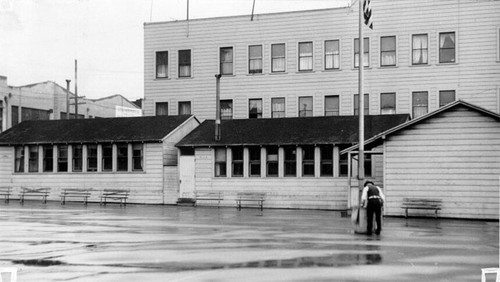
[237, 192, 266, 199]
[403, 198, 442, 206]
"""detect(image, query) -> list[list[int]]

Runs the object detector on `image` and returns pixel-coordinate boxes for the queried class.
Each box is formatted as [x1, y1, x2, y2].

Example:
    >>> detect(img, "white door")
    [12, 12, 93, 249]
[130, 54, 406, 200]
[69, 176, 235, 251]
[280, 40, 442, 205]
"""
[179, 156, 195, 198]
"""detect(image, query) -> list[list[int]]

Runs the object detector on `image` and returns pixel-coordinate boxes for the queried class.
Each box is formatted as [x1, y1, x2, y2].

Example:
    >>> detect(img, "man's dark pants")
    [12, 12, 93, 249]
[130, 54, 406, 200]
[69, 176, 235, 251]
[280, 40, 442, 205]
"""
[367, 199, 382, 235]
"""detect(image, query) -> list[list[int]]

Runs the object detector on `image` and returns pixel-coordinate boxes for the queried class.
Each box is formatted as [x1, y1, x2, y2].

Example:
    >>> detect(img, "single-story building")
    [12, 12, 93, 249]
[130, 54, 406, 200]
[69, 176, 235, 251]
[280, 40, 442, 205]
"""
[0, 115, 199, 204]
[176, 114, 409, 210]
[342, 100, 500, 220]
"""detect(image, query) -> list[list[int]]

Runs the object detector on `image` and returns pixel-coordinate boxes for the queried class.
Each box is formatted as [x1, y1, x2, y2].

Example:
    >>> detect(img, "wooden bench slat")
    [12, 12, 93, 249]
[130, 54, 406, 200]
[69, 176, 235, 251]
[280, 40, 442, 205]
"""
[100, 189, 129, 206]
[401, 198, 442, 218]
[236, 192, 266, 210]
[19, 187, 51, 204]
[194, 191, 223, 207]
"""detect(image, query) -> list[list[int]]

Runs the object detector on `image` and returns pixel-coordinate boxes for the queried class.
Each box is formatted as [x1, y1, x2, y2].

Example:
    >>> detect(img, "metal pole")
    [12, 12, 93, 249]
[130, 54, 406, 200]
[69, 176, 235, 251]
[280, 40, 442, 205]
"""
[358, 0, 365, 194]
[251, 0, 256, 21]
[65, 80, 71, 119]
[75, 60, 78, 119]
[215, 74, 221, 141]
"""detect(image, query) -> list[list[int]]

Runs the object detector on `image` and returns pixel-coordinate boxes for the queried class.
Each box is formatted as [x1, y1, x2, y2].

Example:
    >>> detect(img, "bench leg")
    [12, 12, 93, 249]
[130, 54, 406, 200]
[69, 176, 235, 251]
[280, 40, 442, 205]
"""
[61, 196, 66, 205]
[19, 195, 24, 205]
[84, 197, 88, 205]
[43, 196, 47, 204]
[405, 208, 408, 219]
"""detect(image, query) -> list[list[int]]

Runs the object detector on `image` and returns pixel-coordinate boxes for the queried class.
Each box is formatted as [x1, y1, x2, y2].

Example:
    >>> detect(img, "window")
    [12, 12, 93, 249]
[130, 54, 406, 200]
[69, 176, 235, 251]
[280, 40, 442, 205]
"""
[380, 93, 396, 114]
[14, 146, 24, 172]
[412, 91, 428, 118]
[354, 38, 370, 68]
[266, 146, 279, 177]
[249, 45, 262, 74]
[271, 43, 286, 72]
[220, 47, 233, 75]
[43, 145, 53, 172]
[249, 146, 261, 177]
[22, 107, 50, 122]
[249, 99, 262, 119]
[284, 147, 296, 177]
[439, 32, 456, 63]
[87, 144, 98, 172]
[156, 51, 168, 78]
[132, 144, 143, 171]
[156, 102, 168, 116]
[298, 42, 313, 71]
[220, 100, 233, 120]
[299, 96, 313, 117]
[232, 147, 243, 177]
[439, 90, 455, 107]
[28, 145, 38, 172]
[271, 98, 285, 118]
[320, 145, 333, 177]
[302, 146, 315, 177]
[117, 143, 128, 171]
[325, 95, 339, 116]
[12, 106, 19, 126]
[325, 40, 340, 70]
[58, 145, 68, 172]
[178, 50, 191, 77]
[102, 144, 113, 171]
[412, 34, 428, 65]
[215, 148, 227, 177]
[354, 94, 369, 115]
[179, 101, 191, 115]
[380, 36, 396, 66]
[339, 150, 348, 177]
[72, 145, 83, 172]
[365, 154, 372, 177]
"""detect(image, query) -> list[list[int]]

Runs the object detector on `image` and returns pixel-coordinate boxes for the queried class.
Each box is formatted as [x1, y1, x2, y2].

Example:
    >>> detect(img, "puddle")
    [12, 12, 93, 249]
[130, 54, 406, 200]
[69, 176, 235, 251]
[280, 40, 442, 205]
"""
[12, 259, 65, 267]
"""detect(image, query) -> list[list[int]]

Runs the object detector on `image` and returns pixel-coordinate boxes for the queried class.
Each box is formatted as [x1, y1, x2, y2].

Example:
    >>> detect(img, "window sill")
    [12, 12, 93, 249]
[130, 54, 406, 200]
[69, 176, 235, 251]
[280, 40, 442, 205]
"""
[247, 73, 264, 76]
[322, 69, 342, 72]
[269, 72, 287, 75]
[177, 76, 194, 80]
[154, 77, 170, 80]
[351, 67, 372, 71]
[409, 64, 431, 67]
[378, 65, 398, 69]
[437, 62, 458, 66]
[296, 70, 315, 74]
[220, 74, 236, 77]
[15, 171, 146, 174]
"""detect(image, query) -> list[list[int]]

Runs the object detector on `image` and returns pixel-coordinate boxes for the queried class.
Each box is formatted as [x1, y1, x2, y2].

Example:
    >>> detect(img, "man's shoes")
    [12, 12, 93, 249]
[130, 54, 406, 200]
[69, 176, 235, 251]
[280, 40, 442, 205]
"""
[375, 230, 381, 235]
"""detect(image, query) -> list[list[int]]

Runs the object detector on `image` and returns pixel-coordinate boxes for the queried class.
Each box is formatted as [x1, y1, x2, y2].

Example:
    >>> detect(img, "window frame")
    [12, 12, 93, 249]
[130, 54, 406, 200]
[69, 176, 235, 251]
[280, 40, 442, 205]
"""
[439, 31, 456, 64]
[87, 144, 98, 172]
[320, 145, 333, 177]
[439, 90, 456, 107]
[271, 43, 286, 73]
[271, 97, 286, 118]
[266, 146, 279, 177]
[324, 39, 340, 70]
[178, 101, 191, 115]
[298, 96, 313, 117]
[249, 98, 263, 119]
[57, 145, 68, 173]
[155, 51, 169, 79]
[178, 49, 192, 78]
[155, 102, 169, 116]
[248, 146, 261, 177]
[214, 147, 227, 177]
[284, 146, 297, 177]
[380, 92, 396, 115]
[412, 91, 429, 118]
[298, 41, 313, 72]
[72, 144, 83, 172]
[14, 146, 24, 173]
[301, 146, 315, 177]
[116, 143, 129, 172]
[380, 36, 396, 67]
[324, 95, 340, 116]
[412, 33, 428, 65]
[28, 145, 38, 173]
[354, 37, 370, 68]
[102, 144, 113, 172]
[43, 145, 53, 172]
[231, 147, 244, 177]
[132, 143, 144, 171]
[248, 44, 263, 74]
[219, 46, 234, 75]
[220, 99, 233, 120]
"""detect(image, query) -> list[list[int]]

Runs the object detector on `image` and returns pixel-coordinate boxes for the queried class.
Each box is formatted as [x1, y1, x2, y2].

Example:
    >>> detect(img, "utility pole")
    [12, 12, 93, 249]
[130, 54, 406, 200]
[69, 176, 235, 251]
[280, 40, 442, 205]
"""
[75, 59, 78, 119]
[215, 74, 221, 141]
[65, 80, 71, 119]
[358, 0, 365, 197]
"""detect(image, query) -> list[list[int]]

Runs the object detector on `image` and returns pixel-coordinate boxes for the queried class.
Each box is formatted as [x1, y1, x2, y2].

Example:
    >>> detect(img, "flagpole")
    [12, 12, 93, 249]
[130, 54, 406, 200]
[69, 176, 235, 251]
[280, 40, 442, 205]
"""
[358, 0, 365, 204]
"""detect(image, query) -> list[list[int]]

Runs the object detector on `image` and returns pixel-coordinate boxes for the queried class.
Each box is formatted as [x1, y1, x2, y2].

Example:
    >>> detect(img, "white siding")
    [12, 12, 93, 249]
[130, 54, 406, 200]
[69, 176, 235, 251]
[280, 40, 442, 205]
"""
[144, 0, 500, 119]
[384, 107, 500, 219]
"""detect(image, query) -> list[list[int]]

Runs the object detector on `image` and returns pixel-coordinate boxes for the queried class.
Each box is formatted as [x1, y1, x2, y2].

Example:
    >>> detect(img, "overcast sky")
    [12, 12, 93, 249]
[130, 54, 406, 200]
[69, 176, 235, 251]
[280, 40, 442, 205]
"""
[0, 0, 350, 100]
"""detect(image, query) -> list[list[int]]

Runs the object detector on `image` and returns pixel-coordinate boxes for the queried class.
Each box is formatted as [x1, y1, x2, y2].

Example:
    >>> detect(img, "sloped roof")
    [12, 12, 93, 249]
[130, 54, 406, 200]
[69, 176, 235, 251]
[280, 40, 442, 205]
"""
[177, 114, 410, 147]
[0, 115, 195, 145]
[341, 100, 500, 154]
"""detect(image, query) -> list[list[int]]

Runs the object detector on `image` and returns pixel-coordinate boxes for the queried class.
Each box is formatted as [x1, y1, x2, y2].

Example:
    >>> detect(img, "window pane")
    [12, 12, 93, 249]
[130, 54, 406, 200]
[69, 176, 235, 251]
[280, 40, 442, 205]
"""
[15, 146, 24, 172]
[179, 101, 191, 115]
[272, 44, 285, 72]
[299, 96, 313, 117]
[87, 144, 98, 172]
[58, 145, 68, 172]
[117, 144, 128, 171]
[412, 34, 428, 65]
[412, 91, 428, 118]
[380, 93, 396, 114]
[29, 146, 38, 172]
[43, 145, 53, 172]
[249, 146, 261, 177]
[215, 148, 227, 177]
[232, 147, 243, 177]
[72, 145, 83, 172]
[156, 51, 168, 78]
[439, 90, 455, 107]
[220, 100, 233, 120]
[220, 47, 233, 75]
[320, 145, 333, 177]
[325, 40, 340, 69]
[249, 99, 262, 119]
[249, 45, 263, 74]
[102, 144, 113, 171]
[284, 147, 296, 176]
[381, 36, 396, 66]
[299, 42, 313, 71]
[302, 146, 315, 177]
[266, 146, 278, 176]
[325, 95, 339, 116]
[132, 144, 143, 171]
[156, 102, 168, 116]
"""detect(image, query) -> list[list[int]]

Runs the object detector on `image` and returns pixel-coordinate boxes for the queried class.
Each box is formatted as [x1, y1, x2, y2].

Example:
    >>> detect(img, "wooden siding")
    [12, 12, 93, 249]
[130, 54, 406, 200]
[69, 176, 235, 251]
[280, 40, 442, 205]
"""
[144, 0, 500, 120]
[384, 108, 500, 219]
[0, 143, 166, 204]
[193, 148, 350, 210]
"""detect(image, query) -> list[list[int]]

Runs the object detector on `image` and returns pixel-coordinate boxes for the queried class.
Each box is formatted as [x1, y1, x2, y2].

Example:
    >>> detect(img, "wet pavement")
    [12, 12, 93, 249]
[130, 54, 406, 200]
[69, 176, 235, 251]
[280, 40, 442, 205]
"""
[0, 201, 498, 281]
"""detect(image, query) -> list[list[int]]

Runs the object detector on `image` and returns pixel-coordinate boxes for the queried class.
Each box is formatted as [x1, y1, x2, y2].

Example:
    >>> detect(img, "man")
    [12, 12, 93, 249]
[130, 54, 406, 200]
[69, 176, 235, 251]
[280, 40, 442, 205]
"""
[361, 180, 385, 235]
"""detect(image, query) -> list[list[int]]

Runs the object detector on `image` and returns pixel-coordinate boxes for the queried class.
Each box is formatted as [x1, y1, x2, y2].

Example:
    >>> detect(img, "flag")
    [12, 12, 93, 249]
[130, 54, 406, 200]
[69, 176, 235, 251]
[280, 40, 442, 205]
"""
[363, 0, 373, 29]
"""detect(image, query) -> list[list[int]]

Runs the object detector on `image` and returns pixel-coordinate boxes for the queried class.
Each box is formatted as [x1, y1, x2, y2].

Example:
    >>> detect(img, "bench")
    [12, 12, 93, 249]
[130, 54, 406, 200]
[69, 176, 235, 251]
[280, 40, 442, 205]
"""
[194, 191, 223, 207]
[0, 186, 12, 203]
[60, 188, 92, 205]
[100, 189, 129, 206]
[19, 187, 51, 204]
[401, 198, 442, 218]
[236, 192, 266, 210]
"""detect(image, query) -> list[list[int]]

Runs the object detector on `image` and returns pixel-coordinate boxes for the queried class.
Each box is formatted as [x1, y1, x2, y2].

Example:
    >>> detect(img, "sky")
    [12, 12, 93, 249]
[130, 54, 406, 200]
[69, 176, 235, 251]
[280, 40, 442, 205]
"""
[0, 0, 350, 101]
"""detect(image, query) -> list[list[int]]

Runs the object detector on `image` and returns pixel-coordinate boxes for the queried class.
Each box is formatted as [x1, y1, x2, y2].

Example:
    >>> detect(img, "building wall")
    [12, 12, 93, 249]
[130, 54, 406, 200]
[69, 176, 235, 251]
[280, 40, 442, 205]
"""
[0, 143, 165, 204]
[383, 107, 500, 219]
[88, 95, 142, 118]
[144, 0, 500, 120]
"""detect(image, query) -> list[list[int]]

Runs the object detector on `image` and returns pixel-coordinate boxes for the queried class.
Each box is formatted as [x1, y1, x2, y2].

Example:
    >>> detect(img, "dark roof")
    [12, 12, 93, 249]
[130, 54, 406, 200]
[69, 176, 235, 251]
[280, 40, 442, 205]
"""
[0, 115, 195, 145]
[177, 114, 410, 147]
[341, 100, 500, 154]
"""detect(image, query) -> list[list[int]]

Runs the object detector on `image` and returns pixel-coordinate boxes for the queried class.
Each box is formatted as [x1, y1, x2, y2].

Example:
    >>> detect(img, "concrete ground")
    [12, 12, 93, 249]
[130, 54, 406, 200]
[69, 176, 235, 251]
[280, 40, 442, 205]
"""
[0, 201, 498, 282]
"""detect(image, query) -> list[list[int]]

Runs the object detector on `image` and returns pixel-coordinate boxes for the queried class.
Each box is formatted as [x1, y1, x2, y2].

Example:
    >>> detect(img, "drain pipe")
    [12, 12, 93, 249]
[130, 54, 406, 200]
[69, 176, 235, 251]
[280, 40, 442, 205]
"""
[215, 74, 221, 141]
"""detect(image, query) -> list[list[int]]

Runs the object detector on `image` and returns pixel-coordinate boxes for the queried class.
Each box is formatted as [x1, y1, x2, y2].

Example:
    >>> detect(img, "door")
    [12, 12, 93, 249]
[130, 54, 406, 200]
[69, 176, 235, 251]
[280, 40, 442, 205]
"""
[179, 155, 195, 198]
